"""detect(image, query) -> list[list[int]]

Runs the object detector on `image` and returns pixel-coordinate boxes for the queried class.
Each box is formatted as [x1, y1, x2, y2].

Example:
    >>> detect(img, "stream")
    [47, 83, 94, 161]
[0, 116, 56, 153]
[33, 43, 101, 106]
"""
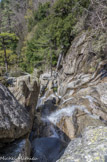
[30, 84, 105, 162]
[30, 92, 70, 162]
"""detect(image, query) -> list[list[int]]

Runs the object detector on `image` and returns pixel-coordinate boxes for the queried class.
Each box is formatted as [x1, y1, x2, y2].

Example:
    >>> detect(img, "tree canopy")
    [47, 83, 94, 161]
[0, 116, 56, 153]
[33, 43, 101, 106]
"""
[0, 32, 18, 73]
[21, 0, 90, 72]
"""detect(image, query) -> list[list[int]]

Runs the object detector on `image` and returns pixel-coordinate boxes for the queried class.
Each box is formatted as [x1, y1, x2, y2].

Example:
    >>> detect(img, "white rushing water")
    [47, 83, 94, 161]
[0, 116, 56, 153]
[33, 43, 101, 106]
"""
[46, 105, 89, 124]
[36, 93, 61, 110]
[43, 104, 99, 125]
[36, 96, 46, 109]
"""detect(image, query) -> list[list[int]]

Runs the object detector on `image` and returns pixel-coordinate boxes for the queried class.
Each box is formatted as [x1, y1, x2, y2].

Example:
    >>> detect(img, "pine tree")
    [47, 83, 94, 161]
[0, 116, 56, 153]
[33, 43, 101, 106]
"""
[0, 0, 15, 33]
[0, 32, 18, 73]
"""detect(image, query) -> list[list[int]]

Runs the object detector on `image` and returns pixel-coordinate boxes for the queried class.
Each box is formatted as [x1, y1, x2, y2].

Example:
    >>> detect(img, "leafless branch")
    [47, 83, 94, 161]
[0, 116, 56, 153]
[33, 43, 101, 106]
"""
[96, 12, 105, 29]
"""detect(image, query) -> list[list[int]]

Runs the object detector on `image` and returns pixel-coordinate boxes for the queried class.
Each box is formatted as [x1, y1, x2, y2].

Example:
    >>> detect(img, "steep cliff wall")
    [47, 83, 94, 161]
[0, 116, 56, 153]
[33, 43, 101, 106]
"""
[55, 1, 107, 160]
[56, 0, 107, 133]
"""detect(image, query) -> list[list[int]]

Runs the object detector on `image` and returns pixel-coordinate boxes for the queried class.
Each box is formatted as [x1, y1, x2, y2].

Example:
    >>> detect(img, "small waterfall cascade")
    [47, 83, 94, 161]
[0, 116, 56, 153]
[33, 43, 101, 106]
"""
[30, 78, 106, 162]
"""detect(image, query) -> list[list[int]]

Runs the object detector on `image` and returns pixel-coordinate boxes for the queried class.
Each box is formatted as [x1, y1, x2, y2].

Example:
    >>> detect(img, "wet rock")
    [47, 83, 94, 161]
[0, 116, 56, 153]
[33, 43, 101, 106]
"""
[41, 98, 57, 116]
[47, 101, 106, 140]
[32, 137, 66, 162]
[57, 126, 107, 162]
[56, 116, 76, 140]
[31, 94, 59, 140]
[0, 83, 31, 142]
[59, 79, 107, 127]
[0, 138, 31, 162]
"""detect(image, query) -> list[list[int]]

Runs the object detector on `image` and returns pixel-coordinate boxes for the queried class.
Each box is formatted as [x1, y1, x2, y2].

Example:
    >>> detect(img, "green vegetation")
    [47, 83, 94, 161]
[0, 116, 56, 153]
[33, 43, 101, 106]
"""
[28, 2, 50, 32]
[22, 0, 90, 73]
[0, 0, 90, 74]
[53, 87, 58, 93]
[0, 32, 18, 73]
[0, 0, 29, 75]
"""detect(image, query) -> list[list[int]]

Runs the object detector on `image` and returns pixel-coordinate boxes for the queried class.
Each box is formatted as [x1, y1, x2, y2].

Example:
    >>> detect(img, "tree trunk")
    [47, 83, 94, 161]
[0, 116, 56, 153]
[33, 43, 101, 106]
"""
[57, 53, 63, 70]
[50, 47, 52, 77]
[3, 45, 8, 73]
[2, 38, 8, 73]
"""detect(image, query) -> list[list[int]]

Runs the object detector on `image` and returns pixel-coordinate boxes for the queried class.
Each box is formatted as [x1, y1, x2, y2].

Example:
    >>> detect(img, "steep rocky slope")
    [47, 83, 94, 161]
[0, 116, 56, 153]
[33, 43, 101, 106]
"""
[56, 0, 107, 138]
[34, 0, 107, 161]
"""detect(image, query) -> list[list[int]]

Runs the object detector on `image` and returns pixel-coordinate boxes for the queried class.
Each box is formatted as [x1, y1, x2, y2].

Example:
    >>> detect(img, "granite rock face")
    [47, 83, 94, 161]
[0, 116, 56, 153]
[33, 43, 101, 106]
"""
[0, 83, 31, 142]
[55, 1, 107, 139]
[9, 74, 40, 119]
[57, 126, 107, 162]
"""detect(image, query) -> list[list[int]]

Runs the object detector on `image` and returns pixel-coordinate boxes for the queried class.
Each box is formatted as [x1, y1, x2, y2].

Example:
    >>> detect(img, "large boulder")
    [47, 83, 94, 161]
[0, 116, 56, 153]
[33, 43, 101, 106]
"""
[57, 126, 107, 162]
[9, 74, 40, 118]
[0, 83, 31, 142]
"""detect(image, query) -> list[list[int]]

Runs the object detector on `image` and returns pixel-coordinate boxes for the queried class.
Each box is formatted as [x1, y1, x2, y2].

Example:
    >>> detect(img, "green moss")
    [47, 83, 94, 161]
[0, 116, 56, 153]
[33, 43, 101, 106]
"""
[53, 87, 57, 92]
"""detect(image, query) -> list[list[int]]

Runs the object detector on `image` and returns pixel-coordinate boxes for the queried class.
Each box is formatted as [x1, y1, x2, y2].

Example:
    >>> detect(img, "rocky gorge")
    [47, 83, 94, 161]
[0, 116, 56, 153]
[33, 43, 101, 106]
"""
[0, 0, 107, 161]
[0, 74, 40, 161]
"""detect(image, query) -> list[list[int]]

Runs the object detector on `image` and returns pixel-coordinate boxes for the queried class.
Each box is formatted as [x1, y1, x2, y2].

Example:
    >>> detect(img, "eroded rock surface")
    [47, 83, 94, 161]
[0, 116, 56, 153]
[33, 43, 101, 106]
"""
[0, 83, 31, 142]
[9, 74, 40, 119]
[57, 126, 107, 162]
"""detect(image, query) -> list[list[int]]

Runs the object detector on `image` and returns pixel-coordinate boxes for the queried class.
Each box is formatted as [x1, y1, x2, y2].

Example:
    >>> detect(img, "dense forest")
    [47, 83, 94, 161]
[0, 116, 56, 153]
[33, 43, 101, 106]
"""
[0, 0, 90, 74]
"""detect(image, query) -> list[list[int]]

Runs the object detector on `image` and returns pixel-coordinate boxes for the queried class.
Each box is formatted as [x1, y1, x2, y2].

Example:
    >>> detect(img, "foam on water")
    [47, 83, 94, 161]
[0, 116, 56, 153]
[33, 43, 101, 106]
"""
[44, 103, 100, 124]
[36, 96, 46, 109]
[36, 93, 63, 110]
[46, 105, 91, 124]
